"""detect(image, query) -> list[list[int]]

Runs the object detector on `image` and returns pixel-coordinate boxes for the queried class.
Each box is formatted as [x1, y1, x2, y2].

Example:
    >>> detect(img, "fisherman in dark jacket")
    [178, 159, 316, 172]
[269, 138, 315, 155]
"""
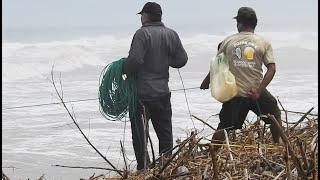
[122, 2, 188, 170]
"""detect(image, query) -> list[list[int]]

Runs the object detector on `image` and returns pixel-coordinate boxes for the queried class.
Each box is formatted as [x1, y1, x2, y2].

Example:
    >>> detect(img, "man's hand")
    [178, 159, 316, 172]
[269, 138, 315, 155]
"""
[200, 80, 209, 89]
[200, 72, 210, 90]
[247, 88, 261, 100]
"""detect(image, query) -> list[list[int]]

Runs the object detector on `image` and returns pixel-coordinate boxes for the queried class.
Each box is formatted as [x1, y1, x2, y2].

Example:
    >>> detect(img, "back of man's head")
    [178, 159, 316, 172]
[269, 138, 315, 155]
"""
[138, 2, 162, 22]
[233, 7, 258, 29]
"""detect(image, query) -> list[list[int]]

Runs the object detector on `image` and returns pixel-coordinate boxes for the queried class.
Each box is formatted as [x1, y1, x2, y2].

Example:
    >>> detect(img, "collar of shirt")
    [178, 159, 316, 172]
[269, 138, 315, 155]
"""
[142, 22, 164, 27]
[239, 31, 254, 35]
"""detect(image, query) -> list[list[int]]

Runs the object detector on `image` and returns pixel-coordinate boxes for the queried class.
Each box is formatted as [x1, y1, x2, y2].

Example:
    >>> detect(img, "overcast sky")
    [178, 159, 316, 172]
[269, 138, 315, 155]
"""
[3, 0, 318, 31]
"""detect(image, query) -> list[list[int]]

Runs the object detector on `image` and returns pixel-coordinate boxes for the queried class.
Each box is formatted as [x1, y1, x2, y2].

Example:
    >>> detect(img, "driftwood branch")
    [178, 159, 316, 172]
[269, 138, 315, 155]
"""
[50, 65, 123, 177]
[114, 111, 318, 179]
[158, 132, 197, 175]
[2, 171, 10, 180]
[290, 107, 314, 129]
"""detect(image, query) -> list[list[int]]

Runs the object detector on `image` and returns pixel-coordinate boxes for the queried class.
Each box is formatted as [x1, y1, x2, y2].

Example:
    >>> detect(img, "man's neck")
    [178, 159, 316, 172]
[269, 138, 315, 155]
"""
[240, 28, 254, 33]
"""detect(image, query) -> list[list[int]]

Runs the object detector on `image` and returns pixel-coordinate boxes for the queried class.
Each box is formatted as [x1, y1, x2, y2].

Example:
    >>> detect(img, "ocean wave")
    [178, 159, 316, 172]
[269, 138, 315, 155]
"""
[2, 36, 132, 82]
[2, 31, 317, 82]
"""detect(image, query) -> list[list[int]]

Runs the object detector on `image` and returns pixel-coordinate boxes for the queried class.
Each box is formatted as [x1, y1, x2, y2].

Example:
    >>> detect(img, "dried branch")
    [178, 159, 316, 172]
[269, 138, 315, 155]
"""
[120, 141, 128, 178]
[277, 96, 289, 135]
[290, 107, 314, 129]
[192, 115, 217, 131]
[2, 171, 10, 180]
[158, 132, 197, 175]
[50, 65, 122, 177]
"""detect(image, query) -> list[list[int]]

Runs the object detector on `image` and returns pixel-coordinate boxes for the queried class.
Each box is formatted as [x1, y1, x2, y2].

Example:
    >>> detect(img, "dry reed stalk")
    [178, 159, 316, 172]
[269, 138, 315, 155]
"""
[268, 114, 307, 179]
[209, 144, 219, 180]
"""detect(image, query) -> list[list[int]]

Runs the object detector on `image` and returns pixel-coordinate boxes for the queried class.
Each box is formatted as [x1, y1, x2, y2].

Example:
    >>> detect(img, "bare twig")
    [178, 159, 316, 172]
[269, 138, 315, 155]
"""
[38, 174, 45, 180]
[50, 65, 122, 177]
[277, 96, 289, 135]
[120, 141, 128, 178]
[171, 136, 201, 174]
[88, 173, 104, 180]
[291, 107, 314, 129]
[150, 136, 191, 168]
[2, 171, 10, 180]
[158, 132, 197, 174]
[192, 115, 217, 131]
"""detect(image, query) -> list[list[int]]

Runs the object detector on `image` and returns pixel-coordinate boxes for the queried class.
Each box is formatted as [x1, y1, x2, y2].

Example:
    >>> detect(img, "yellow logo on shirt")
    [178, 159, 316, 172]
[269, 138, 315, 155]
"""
[244, 46, 255, 60]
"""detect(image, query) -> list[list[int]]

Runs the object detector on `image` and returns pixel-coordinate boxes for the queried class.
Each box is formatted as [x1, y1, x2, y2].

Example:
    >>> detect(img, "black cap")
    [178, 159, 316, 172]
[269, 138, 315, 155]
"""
[137, 2, 162, 16]
[233, 7, 257, 21]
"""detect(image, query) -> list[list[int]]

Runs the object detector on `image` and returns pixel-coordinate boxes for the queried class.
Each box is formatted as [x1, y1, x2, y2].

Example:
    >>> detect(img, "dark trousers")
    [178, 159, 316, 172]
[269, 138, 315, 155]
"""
[212, 89, 282, 146]
[129, 93, 173, 170]
[218, 89, 281, 130]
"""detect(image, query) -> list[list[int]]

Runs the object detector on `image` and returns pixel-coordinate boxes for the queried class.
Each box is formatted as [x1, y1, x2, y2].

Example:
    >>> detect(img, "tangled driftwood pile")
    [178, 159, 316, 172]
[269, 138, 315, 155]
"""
[1, 109, 317, 180]
[94, 110, 318, 180]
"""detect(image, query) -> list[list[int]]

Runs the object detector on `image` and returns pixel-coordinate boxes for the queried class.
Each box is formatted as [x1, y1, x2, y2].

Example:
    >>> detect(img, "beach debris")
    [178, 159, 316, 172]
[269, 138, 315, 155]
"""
[93, 111, 318, 180]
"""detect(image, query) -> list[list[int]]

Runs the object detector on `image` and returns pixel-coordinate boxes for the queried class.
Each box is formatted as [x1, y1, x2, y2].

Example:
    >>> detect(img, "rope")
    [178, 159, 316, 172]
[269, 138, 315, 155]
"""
[98, 58, 137, 121]
[2, 98, 98, 110]
[2, 87, 201, 111]
[177, 69, 196, 129]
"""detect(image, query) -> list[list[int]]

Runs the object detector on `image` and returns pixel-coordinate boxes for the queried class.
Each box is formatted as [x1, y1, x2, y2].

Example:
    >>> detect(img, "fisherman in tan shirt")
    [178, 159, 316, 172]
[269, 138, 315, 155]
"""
[200, 7, 282, 148]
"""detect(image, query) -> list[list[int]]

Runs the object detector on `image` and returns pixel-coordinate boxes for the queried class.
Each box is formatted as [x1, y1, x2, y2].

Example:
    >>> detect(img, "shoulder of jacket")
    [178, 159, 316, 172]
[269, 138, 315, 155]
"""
[133, 28, 148, 39]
